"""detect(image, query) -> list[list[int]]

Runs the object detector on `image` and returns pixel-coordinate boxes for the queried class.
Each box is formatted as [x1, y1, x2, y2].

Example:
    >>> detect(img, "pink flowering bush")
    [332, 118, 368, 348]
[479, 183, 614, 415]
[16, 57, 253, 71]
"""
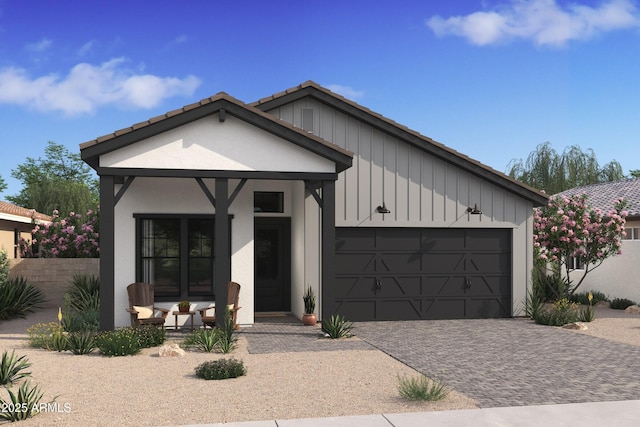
[533, 193, 627, 295]
[21, 209, 99, 258]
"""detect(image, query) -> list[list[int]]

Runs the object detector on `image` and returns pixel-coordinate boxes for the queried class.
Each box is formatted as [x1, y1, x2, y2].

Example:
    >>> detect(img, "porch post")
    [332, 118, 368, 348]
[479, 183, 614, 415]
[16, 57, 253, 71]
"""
[99, 175, 115, 330]
[321, 179, 336, 320]
[214, 178, 230, 327]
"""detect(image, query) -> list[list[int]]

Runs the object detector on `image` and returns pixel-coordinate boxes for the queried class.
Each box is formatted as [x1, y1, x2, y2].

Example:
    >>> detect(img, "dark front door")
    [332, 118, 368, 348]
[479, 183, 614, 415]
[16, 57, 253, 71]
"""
[333, 228, 512, 321]
[255, 218, 291, 312]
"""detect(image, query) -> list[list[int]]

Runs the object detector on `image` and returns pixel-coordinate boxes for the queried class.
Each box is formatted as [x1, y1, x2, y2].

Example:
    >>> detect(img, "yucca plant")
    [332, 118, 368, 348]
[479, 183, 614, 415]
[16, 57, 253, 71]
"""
[0, 381, 45, 421]
[217, 307, 237, 353]
[183, 328, 221, 352]
[322, 314, 353, 339]
[0, 351, 31, 387]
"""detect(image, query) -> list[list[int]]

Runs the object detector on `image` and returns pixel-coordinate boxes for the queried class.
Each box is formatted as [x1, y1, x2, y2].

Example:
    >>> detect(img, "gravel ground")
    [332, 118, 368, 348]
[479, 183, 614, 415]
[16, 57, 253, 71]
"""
[1, 305, 637, 426]
[0, 308, 477, 426]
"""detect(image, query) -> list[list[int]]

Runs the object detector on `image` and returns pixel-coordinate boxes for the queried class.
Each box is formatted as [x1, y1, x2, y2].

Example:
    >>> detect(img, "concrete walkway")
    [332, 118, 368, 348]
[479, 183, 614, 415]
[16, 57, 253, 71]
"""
[187, 400, 640, 426]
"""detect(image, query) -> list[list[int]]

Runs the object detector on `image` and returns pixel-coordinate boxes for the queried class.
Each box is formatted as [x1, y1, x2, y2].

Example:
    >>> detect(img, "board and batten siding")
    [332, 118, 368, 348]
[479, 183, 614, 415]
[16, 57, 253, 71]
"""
[266, 97, 531, 229]
[266, 97, 534, 316]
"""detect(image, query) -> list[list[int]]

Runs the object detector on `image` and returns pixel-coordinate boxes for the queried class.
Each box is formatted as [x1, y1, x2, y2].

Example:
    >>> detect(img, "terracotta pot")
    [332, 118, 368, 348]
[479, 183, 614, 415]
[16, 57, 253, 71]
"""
[302, 313, 317, 326]
[178, 306, 189, 313]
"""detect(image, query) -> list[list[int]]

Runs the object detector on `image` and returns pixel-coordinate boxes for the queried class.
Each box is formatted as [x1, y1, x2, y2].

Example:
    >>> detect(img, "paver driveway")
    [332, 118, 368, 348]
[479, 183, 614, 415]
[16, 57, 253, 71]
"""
[353, 318, 640, 407]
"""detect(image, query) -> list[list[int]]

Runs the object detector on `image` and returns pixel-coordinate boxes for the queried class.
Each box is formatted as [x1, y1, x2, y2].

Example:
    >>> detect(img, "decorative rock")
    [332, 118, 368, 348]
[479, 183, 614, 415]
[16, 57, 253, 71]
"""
[595, 300, 610, 308]
[624, 305, 640, 315]
[563, 322, 588, 330]
[159, 343, 186, 357]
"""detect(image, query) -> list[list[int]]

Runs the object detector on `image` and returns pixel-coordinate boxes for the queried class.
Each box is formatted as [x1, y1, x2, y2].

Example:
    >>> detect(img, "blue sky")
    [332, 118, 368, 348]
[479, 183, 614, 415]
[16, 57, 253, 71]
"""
[1, 0, 639, 201]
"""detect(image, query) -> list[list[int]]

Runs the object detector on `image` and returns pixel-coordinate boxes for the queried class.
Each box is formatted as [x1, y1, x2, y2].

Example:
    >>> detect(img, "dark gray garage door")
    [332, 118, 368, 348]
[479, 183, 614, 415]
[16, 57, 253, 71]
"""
[331, 228, 511, 321]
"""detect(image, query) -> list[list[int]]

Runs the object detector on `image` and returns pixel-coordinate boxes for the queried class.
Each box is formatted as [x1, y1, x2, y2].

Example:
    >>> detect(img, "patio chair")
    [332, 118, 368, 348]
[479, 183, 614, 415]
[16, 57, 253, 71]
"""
[198, 281, 241, 329]
[126, 282, 170, 328]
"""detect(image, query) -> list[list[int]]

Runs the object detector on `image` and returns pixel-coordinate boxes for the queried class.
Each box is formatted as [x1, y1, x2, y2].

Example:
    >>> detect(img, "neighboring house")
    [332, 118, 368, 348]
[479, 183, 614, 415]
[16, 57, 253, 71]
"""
[80, 81, 548, 329]
[557, 178, 640, 303]
[0, 201, 51, 259]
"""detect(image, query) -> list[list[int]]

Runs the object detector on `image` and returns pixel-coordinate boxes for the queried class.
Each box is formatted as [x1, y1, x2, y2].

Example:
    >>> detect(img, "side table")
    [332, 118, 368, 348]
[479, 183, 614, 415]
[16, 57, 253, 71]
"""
[172, 310, 195, 331]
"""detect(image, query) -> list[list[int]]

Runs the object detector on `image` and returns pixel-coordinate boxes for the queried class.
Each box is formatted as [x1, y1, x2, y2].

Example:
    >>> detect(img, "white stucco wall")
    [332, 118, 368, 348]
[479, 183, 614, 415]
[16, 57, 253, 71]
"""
[568, 226, 640, 304]
[100, 115, 335, 173]
[113, 177, 255, 328]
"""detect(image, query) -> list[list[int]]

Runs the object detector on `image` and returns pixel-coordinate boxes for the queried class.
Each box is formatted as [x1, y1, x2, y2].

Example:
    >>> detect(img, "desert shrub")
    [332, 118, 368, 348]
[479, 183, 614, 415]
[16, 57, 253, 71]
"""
[531, 265, 566, 302]
[397, 374, 449, 401]
[533, 298, 580, 326]
[26, 322, 60, 349]
[322, 314, 353, 339]
[135, 325, 166, 348]
[0, 381, 45, 422]
[0, 351, 31, 387]
[48, 328, 68, 352]
[62, 273, 100, 332]
[63, 309, 100, 333]
[66, 331, 96, 355]
[570, 291, 608, 306]
[95, 328, 141, 356]
[64, 273, 100, 312]
[0, 276, 46, 320]
[195, 358, 245, 380]
[610, 298, 637, 310]
[183, 328, 221, 353]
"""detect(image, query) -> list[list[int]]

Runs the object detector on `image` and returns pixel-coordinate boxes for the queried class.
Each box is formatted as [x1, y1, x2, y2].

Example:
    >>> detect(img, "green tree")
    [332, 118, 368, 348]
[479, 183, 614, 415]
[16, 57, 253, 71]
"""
[0, 175, 6, 195]
[507, 142, 624, 194]
[7, 142, 98, 216]
[629, 169, 640, 178]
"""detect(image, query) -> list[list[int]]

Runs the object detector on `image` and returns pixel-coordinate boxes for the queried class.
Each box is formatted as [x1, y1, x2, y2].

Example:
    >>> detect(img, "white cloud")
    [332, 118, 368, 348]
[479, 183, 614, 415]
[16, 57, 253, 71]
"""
[26, 38, 53, 52]
[77, 41, 95, 57]
[0, 58, 201, 115]
[426, 0, 640, 47]
[326, 84, 365, 99]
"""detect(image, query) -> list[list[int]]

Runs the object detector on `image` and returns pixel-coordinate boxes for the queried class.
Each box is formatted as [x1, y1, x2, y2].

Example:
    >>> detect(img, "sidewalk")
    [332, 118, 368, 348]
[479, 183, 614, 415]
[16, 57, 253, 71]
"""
[189, 400, 640, 427]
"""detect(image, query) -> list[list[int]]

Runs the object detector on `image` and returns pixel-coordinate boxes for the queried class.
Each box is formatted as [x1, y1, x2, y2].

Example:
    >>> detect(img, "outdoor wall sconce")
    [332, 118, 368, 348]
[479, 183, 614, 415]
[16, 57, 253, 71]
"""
[376, 202, 391, 214]
[467, 204, 483, 215]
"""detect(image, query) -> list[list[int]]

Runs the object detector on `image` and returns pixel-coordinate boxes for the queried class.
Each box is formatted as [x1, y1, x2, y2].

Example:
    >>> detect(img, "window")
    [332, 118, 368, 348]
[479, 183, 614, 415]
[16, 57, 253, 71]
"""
[567, 256, 584, 270]
[622, 227, 640, 240]
[254, 192, 284, 213]
[137, 215, 215, 300]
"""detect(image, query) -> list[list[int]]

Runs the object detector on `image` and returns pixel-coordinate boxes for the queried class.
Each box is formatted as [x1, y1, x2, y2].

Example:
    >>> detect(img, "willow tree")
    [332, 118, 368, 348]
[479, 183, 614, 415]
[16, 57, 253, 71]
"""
[507, 142, 624, 194]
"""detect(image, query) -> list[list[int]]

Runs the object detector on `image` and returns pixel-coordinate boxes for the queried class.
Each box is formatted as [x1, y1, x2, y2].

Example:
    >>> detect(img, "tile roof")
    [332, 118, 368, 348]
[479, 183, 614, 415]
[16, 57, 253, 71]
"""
[0, 201, 52, 222]
[556, 178, 640, 218]
[79, 92, 353, 159]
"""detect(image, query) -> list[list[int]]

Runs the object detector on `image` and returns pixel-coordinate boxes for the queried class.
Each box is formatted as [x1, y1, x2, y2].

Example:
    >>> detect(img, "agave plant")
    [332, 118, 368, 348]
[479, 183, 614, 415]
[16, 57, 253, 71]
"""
[0, 276, 46, 320]
[0, 351, 31, 387]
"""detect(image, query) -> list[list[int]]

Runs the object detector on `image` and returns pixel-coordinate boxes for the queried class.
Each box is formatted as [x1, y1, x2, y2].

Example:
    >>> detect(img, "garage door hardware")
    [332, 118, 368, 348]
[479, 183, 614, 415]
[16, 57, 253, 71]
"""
[374, 280, 382, 294]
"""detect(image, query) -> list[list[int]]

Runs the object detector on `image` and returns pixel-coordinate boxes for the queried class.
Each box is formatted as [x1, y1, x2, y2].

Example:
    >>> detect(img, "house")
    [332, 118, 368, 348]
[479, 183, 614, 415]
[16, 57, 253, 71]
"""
[80, 81, 548, 329]
[557, 178, 640, 303]
[0, 201, 51, 259]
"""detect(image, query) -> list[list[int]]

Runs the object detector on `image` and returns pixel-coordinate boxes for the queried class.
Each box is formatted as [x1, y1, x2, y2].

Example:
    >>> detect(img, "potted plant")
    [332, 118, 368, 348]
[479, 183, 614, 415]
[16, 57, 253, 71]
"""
[302, 286, 317, 326]
[178, 301, 190, 313]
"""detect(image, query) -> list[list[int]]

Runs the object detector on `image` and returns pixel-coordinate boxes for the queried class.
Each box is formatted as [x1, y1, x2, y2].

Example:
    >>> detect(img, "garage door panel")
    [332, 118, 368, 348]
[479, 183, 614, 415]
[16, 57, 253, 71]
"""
[468, 298, 510, 318]
[335, 253, 376, 274]
[425, 299, 467, 319]
[423, 253, 465, 273]
[335, 300, 376, 322]
[467, 253, 510, 272]
[377, 300, 422, 320]
[334, 276, 375, 298]
[376, 229, 424, 250]
[378, 276, 422, 297]
[378, 253, 422, 273]
[333, 228, 512, 321]
[335, 229, 376, 251]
